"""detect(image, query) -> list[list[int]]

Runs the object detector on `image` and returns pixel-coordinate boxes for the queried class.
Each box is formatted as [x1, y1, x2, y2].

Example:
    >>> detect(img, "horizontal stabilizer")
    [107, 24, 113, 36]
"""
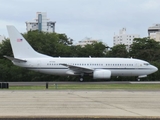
[4, 55, 27, 62]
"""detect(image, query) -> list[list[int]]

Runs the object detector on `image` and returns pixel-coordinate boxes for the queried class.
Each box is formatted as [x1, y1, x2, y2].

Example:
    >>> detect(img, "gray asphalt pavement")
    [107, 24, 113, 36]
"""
[0, 90, 160, 118]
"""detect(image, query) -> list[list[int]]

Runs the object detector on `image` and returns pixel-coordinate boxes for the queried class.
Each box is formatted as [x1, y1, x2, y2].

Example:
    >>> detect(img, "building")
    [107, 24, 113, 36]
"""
[75, 37, 108, 47]
[0, 35, 5, 43]
[26, 12, 56, 33]
[113, 28, 140, 50]
[148, 24, 160, 42]
[150, 32, 160, 42]
[148, 24, 160, 36]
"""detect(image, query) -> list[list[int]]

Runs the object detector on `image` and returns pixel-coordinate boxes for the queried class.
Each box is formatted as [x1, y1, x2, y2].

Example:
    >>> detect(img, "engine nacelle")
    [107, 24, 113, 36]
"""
[93, 69, 111, 79]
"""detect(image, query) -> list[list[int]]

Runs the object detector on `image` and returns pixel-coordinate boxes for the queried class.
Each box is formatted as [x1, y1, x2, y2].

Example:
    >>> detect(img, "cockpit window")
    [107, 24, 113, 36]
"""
[144, 63, 150, 66]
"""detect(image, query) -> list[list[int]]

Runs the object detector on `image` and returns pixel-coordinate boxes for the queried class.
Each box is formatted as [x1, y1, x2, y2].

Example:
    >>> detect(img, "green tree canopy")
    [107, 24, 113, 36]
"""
[0, 39, 12, 59]
[107, 44, 129, 58]
[130, 37, 160, 62]
[23, 31, 73, 57]
[75, 42, 106, 57]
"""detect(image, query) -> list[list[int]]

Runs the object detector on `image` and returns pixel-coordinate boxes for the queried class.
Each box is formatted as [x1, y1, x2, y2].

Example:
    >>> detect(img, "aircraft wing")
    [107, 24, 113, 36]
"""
[60, 63, 94, 75]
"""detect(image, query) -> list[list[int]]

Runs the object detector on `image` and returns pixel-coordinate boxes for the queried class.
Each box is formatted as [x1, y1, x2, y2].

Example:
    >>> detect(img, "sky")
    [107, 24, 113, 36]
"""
[0, 0, 160, 47]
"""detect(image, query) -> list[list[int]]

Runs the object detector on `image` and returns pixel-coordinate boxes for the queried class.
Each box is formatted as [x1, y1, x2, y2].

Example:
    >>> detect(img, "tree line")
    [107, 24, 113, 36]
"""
[0, 31, 160, 81]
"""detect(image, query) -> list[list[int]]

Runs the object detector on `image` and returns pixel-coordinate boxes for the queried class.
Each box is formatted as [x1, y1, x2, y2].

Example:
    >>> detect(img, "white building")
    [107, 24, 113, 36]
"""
[150, 32, 160, 42]
[148, 24, 160, 42]
[26, 12, 56, 33]
[0, 35, 5, 43]
[76, 37, 108, 47]
[113, 28, 140, 50]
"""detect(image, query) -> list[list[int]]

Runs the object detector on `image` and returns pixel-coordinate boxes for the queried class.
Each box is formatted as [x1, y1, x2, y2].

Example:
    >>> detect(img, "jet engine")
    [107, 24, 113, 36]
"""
[93, 69, 111, 79]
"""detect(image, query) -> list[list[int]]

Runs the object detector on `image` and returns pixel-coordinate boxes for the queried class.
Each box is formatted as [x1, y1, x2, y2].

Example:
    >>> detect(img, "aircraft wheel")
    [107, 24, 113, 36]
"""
[137, 78, 140, 81]
[80, 78, 83, 82]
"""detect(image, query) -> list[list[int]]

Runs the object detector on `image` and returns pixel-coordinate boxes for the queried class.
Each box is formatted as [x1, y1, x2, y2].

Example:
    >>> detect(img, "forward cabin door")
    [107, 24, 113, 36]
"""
[134, 62, 140, 75]
[37, 60, 41, 71]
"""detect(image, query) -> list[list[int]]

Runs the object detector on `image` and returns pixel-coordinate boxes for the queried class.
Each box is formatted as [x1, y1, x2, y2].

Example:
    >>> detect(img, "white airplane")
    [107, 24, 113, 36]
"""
[4, 26, 158, 81]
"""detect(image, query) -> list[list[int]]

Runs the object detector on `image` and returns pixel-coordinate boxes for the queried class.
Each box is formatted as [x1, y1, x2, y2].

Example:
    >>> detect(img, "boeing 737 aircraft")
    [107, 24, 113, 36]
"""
[4, 26, 158, 81]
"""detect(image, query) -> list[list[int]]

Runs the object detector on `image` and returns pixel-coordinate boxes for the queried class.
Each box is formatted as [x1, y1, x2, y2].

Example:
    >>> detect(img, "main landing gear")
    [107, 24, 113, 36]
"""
[80, 77, 83, 82]
[79, 73, 84, 82]
[136, 77, 140, 81]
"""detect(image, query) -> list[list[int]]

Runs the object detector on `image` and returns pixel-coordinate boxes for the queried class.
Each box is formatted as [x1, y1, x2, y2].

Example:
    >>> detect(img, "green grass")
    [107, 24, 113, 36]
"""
[6, 83, 160, 90]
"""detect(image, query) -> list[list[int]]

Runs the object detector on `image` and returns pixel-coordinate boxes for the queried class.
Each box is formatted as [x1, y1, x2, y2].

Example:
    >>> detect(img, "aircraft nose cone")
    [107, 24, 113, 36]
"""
[153, 66, 158, 72]
[155, 66, 158, 72]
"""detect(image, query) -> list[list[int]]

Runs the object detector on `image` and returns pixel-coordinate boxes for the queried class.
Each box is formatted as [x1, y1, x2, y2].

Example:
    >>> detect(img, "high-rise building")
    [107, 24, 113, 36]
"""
[148, 24, 160, 42]
[113, 28, 140, 50]
[26, 12, 56, 33]
[75, 37, 108, 47]
[0, 35, 5, 43]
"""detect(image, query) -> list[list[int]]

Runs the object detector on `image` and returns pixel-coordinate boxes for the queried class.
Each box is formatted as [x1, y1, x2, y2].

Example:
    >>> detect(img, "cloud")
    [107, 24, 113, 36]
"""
[0, 0, 160, 46]
[142, 0, 160, 10]
[0, 20, 26, 37]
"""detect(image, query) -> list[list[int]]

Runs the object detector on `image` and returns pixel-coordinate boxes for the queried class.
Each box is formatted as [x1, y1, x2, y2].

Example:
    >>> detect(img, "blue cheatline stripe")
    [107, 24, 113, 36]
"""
[25, 67, 68, 69]
[25, 67, 151, 70]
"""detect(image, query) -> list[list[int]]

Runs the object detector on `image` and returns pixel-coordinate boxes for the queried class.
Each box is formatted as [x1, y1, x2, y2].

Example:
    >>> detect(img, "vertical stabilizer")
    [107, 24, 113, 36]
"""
[7, 25, 51, 58]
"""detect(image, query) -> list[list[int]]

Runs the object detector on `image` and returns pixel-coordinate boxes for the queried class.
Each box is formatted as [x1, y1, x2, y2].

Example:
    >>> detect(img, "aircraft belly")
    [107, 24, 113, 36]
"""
[37, 69, 68, 75]
[111, 69, 149, 76]
[37, 68, 151, 76]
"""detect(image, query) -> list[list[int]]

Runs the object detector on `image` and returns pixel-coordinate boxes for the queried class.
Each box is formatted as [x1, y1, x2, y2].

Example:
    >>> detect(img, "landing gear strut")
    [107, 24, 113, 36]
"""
[79, 73, 84, 82]
[136, 77, 140, 81]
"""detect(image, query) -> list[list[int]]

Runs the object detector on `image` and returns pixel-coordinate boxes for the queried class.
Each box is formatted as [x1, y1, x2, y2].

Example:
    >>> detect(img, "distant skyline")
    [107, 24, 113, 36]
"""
[0, 0, 160, 46]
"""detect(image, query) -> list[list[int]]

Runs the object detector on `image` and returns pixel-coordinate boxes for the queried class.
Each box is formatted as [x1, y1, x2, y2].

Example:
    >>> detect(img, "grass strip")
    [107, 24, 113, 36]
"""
[6, 83, 160, 90]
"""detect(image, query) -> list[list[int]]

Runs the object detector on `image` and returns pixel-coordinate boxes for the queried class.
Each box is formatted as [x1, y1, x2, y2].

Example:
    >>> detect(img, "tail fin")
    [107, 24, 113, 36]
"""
[7, 25, 51, 59]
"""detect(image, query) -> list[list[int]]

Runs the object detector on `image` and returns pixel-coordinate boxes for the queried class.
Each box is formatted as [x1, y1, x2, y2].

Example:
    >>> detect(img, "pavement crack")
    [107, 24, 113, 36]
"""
[70, 92, 143, 116]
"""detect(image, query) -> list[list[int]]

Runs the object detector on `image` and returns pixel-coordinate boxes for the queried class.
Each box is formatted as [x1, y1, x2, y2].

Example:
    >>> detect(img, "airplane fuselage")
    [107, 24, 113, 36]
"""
[13, 57, 157, 77]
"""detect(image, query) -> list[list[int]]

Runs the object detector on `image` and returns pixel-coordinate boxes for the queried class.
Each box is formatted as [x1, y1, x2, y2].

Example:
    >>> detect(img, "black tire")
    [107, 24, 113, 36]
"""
[80, 78, 83, 82]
